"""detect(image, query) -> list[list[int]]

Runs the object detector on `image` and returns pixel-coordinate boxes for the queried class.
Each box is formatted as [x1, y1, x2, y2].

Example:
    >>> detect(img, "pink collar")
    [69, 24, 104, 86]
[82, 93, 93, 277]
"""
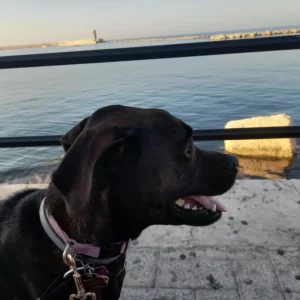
[39, 198, 129, 264]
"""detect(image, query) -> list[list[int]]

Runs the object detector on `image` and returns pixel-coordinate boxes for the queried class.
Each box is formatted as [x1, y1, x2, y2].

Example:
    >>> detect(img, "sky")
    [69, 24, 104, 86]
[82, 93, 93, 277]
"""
[1, 0, 300, 46]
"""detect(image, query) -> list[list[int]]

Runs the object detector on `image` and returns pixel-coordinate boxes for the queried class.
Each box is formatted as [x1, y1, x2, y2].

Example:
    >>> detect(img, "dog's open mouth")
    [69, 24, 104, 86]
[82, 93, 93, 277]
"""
[171, 195, 227, 226]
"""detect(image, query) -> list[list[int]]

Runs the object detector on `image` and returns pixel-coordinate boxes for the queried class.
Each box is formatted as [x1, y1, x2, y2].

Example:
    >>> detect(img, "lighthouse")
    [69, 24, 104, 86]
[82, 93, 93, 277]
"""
[93, 29, 98, 42]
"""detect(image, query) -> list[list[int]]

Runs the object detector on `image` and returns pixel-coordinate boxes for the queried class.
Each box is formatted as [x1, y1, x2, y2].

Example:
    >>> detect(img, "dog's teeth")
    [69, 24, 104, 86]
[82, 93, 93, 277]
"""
[192, 206, 197, 211]
[198, 206, 203, 210]
[212, 204, 216, 212]
[175, 199, 184, 207]
[184, 204, 191, 209]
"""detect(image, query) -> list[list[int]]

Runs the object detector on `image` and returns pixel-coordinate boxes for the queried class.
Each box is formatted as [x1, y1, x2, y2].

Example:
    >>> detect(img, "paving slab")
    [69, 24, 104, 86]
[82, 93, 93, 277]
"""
[269, 248, 300, 292]
[156, 247, 236, 290]
[1, 180, 300, 299]
[120, 288, 195, 300]
[134, 179, 300, 248]
[284, 293, 300, 300]
[159, 246, 227, 260]
[233, 260, 279, 290]
[226, 246, 269, 260]
[156, 258, 236, 290]
[290, 180, 300, 195]
[196, 290, 240, 300]
[123, 248, 159, 288]
[238, 287, 285, 300]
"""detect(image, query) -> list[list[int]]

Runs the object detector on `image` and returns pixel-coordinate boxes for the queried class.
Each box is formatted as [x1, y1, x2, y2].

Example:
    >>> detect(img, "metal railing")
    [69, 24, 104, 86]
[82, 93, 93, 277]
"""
[1, 127, 300, 148]
[1, 35, 300, 147]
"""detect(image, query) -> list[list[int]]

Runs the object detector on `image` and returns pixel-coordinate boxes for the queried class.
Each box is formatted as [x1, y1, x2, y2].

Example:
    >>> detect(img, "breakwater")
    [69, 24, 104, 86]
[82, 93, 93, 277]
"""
[210, 28, 300, 40]
[0, 39, 103, 51]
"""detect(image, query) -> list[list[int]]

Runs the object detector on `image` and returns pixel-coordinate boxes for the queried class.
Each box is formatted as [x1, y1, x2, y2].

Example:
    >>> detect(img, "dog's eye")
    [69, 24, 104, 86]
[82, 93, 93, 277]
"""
[184, 139, 193, 157]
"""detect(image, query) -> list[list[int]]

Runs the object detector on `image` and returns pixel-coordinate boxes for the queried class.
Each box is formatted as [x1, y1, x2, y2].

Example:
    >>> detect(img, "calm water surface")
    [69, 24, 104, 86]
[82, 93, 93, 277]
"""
[1, 40, 300, 182]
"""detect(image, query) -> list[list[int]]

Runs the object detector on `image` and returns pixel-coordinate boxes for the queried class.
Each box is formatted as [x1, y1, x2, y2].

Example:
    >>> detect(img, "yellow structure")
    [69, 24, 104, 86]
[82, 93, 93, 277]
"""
[224, 114, 297, 158]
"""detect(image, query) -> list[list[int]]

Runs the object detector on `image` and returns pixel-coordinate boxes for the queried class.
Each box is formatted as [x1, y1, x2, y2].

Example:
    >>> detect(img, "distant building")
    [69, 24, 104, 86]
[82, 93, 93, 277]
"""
[93, 29, 104, 43]
[93, 29, 98, 42]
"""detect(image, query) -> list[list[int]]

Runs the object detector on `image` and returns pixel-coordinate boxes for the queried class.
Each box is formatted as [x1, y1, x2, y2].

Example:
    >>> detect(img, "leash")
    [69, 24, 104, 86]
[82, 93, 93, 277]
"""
[38, 243, 127, 300]
[39, 247, 98, 300]
[37, 198, 129, 300]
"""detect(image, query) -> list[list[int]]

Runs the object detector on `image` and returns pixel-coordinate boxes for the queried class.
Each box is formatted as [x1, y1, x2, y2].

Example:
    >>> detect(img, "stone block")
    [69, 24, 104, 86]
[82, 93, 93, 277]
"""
[224, 114, 296, 158]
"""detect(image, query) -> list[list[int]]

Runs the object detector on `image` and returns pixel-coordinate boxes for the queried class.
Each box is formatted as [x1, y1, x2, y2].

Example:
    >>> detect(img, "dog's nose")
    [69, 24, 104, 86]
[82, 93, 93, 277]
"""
[227, 154, 239, 168]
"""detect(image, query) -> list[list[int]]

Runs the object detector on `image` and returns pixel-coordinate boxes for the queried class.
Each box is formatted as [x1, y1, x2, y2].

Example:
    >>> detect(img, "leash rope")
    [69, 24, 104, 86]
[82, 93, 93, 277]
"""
[37, 243, 126, 300]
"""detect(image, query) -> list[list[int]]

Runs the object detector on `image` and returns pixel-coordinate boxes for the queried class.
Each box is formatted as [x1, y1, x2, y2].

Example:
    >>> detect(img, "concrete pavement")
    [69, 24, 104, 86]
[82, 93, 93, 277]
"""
[1, 180, 300, 299]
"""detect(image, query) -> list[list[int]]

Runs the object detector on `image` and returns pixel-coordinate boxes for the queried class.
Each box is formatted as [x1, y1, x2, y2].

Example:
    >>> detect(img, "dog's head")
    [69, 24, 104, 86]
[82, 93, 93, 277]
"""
[50, 105, 238, 241]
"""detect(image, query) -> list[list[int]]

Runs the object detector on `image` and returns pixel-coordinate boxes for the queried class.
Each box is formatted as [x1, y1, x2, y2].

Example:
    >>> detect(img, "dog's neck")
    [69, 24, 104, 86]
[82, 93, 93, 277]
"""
[40, 198, 128, 263]
[44, 182, 144, 245]
[44, 183, 116, 246]
[44, 182, 149, 254]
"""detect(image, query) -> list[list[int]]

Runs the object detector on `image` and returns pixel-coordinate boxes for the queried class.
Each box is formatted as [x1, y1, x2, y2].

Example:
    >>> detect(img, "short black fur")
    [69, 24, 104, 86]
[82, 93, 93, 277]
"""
[0, 105, 238, 299]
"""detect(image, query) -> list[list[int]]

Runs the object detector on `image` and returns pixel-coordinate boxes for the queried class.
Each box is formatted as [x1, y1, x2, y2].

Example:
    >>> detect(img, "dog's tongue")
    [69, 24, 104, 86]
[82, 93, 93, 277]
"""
[184, 196, 227, 212]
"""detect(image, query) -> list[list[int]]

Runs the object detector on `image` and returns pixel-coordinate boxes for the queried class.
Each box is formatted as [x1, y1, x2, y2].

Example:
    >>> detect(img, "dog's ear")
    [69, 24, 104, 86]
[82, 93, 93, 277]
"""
[60, 117, 90, 152]
[52, 124, 129, 217]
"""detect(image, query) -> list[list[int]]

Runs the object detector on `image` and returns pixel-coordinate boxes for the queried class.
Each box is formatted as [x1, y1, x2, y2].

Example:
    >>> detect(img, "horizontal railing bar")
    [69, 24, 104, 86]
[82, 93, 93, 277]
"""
[0, 35, 300, 69]
[193, 126, 300, 141]
[1, 126, 300, 148]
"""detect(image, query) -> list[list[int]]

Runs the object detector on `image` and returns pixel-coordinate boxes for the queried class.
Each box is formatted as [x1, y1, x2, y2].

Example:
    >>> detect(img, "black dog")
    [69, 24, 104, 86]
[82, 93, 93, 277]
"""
[0, 105, 238, 300]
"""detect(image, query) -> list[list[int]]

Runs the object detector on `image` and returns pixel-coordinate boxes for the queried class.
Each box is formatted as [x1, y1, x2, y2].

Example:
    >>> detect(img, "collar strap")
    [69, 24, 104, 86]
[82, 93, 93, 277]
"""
[39, 197, 129, 265]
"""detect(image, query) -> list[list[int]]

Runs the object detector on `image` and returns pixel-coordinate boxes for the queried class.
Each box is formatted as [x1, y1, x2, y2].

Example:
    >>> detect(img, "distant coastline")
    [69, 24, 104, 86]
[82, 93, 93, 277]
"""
[111, 35, 208, 43]
[0, 38, 104, 51]
[209, 28, 300, 40]
[112, 28, 300, 43]
[1, 28, 299, 51]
